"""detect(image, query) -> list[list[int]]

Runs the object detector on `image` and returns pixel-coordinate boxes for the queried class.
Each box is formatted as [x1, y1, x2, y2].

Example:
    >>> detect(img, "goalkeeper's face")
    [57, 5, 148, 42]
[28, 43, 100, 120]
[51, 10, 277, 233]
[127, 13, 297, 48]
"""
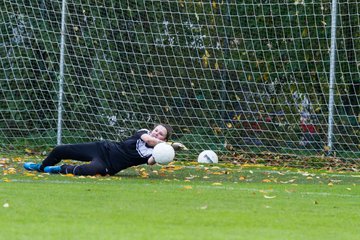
[150, 125, 168, 141]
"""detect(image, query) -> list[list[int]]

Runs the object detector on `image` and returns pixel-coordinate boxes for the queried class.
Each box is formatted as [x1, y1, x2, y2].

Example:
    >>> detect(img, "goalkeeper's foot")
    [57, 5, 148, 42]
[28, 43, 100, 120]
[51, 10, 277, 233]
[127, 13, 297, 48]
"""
[23, 162, 42, 172]
[44, 166, 61, 174]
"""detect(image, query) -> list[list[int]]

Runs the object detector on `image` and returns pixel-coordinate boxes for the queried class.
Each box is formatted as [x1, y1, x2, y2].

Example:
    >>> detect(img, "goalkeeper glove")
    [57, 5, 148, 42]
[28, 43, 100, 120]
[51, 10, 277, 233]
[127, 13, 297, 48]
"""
[168, 142, 188, 151]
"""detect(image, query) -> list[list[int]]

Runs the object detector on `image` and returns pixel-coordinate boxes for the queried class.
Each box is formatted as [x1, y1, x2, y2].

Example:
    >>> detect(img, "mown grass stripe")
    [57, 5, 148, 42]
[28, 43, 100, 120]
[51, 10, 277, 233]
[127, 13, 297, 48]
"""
[7, 178, 360, 199]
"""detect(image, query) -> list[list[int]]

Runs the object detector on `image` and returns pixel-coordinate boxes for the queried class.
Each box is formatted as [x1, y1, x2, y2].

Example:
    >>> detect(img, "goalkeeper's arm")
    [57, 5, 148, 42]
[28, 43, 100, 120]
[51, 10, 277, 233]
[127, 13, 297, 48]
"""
[141, 133, 187, 151]
[141, 133, 165, 147]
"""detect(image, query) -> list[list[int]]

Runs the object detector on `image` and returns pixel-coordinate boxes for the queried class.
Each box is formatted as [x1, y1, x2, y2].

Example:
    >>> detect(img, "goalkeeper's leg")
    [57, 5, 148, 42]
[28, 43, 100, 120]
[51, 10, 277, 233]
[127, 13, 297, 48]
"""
[40, 142, 103, 171]
[59, 158, 109, 176]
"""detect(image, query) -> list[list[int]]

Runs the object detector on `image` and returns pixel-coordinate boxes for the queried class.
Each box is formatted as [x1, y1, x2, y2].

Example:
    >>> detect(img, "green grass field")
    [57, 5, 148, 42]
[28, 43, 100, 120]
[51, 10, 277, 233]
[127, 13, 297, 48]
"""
[1, 156, 360, 240]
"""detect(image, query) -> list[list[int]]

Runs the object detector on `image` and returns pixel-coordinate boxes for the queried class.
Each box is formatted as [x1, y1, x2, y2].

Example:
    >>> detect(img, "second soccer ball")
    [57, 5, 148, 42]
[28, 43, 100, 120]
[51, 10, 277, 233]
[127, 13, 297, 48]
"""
[197, 150, 218, 164]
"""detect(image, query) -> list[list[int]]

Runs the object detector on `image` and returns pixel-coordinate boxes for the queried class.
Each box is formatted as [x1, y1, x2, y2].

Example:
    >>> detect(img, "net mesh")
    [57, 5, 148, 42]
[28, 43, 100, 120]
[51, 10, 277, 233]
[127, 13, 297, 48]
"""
[0, 1, 359, 164]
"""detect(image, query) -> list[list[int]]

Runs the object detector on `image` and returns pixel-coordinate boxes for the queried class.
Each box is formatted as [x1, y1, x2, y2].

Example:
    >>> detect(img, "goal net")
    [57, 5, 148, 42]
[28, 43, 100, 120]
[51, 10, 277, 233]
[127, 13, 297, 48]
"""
[0, 1, 359, 165]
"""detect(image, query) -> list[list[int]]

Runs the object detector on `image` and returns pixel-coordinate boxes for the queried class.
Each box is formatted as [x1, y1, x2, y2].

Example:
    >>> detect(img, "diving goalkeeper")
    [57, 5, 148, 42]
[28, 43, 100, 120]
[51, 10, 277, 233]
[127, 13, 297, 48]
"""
[23, 124, 186, 176]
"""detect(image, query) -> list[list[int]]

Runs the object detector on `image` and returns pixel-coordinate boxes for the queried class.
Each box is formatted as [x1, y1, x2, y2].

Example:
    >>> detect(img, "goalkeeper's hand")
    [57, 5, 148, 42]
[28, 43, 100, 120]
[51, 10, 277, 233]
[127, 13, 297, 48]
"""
[169, 142, 188, 151]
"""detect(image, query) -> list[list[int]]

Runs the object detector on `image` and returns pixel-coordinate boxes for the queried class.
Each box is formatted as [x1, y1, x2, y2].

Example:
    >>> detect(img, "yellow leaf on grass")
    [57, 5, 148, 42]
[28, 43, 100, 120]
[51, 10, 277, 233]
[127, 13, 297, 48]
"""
[200, 205, 208, 210]
[14, 157, 23, 162]
[0, 158, 9, 164]
[264, 195, 276, 199]
[25, 148, 33, 154]
[262, 179, 272, 183]
[140, 172, 149, 178]
[3, 178, 11, 182]
[183, 185, 193, 190]
[212, 182, 222, 186]
[24, 173, 36, 177]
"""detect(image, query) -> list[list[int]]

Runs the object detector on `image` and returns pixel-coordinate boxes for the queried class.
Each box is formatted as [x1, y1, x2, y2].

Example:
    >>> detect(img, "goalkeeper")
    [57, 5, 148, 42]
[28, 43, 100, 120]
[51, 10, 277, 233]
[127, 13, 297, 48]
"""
[23, 124, 186, 176]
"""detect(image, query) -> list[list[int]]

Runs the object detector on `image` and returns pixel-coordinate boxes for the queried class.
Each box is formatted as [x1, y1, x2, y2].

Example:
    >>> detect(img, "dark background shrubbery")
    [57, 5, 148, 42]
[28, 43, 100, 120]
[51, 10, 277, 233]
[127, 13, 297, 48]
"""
[0, 1, 358, 160]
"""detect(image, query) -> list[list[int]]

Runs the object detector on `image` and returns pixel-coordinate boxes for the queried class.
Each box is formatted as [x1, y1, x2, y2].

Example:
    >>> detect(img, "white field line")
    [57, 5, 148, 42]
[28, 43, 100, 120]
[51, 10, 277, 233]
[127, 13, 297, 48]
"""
[7, 178, 360, 199]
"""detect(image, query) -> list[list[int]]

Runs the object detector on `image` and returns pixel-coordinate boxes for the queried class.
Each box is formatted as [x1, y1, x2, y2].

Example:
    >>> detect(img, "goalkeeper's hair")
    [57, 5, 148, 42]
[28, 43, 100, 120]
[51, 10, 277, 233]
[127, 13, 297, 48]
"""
[158, 123, 173, 140]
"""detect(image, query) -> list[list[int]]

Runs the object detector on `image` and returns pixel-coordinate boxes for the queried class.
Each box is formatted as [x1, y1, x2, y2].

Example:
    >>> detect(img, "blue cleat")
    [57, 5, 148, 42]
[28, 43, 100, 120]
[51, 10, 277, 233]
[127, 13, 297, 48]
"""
[44, 166, 61, 174]
[23, 162, 42, 172]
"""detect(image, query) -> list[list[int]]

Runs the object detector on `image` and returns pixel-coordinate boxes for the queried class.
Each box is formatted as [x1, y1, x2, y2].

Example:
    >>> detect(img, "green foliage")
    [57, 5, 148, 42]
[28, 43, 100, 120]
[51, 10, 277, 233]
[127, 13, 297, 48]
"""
[0, 1, 358, 159]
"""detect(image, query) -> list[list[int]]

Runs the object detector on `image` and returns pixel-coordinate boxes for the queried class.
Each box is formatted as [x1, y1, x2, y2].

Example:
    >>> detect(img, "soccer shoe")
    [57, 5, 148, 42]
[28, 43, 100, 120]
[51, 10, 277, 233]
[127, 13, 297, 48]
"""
[23, 162, 42, 172]
[44, 166, 61, 174]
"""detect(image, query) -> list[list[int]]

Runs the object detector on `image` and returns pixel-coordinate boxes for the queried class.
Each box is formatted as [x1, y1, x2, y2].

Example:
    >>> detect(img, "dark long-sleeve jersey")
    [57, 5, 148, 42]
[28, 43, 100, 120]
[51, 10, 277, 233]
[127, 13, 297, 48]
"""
[99, 129, 154, 174]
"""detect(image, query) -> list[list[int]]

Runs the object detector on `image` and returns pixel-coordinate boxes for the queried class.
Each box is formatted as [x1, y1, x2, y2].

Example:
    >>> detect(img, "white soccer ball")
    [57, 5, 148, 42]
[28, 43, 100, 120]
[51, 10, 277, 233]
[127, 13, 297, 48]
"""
[197, 150, 218, 164]
[152, 142, 175, 164]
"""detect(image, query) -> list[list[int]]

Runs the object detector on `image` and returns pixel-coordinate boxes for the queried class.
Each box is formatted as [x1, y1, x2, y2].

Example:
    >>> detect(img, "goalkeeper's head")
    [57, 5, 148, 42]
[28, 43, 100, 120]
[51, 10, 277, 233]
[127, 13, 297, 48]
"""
[151, 123, 173, 141]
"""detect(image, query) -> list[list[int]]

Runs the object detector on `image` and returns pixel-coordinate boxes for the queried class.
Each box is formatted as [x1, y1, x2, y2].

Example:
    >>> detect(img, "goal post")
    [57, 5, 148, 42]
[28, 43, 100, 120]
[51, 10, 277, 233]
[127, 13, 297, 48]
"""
[0, 0, 359, 164]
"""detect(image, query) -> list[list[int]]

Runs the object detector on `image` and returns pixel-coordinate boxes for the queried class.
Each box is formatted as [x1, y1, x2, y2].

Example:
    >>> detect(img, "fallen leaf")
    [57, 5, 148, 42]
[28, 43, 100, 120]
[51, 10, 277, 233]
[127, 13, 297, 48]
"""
[140, 172, 149, 178]
[24, 173, 36, 177]
[199, 205, 208, 210]
[25, 148, 33, 154]
[285, 189, 296, 193]
[212, 182, 222, 186]
[264, 195, 276, 199]
[259, 189, 273, 194]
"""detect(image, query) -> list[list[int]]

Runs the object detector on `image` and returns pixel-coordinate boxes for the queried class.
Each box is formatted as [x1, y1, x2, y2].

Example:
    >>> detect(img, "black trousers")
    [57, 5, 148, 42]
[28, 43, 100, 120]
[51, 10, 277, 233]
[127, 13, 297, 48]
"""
[41, 142, 110, 176]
